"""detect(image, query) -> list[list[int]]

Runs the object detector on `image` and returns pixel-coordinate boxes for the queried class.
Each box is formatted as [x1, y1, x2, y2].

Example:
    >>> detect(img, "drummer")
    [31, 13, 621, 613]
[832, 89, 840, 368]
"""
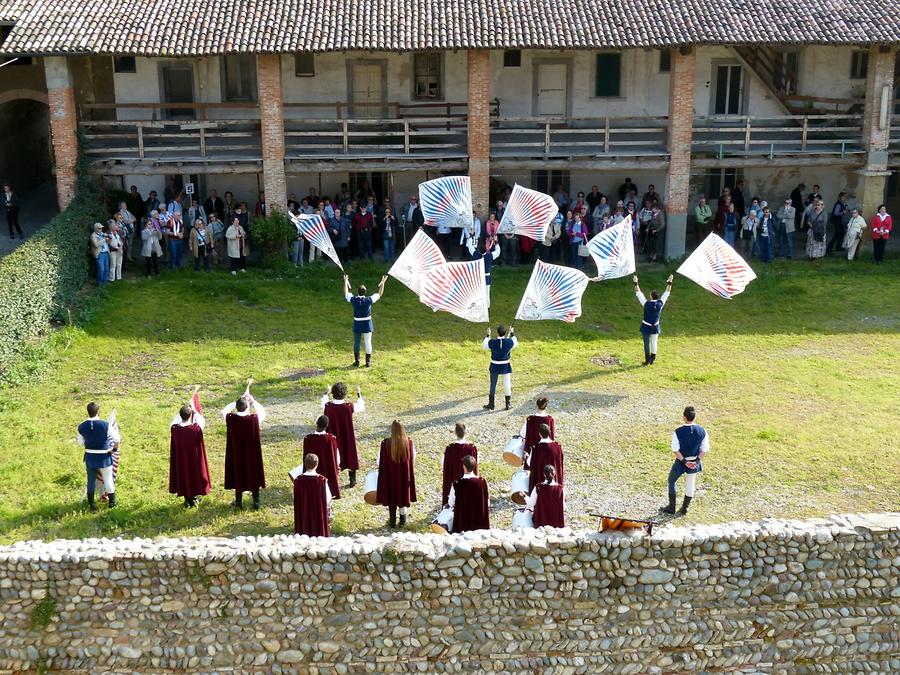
[520, 396, 555, 470]
[441, 422, 478, 506]
[525, 464, 565, 528]
[447, 455, 490, 533]
[527, 424, 564, 493]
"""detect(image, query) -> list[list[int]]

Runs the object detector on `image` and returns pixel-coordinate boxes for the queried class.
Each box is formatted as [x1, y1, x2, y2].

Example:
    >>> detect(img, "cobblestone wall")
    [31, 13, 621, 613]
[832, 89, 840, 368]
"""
[1, 513, 897, 673]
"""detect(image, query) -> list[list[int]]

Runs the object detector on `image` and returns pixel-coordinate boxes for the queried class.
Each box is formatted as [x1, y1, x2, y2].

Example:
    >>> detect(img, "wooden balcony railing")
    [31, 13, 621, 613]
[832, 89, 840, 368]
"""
[889, 116, 900, 155]
[490, 116, 670, 160]
[692, 114, 865, 159]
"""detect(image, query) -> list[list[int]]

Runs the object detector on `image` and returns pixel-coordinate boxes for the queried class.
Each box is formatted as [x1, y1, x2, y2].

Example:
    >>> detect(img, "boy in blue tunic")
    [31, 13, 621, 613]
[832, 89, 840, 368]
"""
[633, 273, 674, 366]
[344, 274, 388, 368]
[482, 324, 518, 411]
[77, 401, 119, 511]
[661, 406, 710, 516]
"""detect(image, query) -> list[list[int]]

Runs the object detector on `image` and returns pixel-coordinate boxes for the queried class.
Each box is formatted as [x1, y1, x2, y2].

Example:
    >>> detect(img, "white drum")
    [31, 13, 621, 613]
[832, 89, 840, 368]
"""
[511, 508, 534, 529]
[363, 470, 379, 505]
[510, 469, 530, 506]
[502, 436, 525, 467]
[431, 506, 454, 534]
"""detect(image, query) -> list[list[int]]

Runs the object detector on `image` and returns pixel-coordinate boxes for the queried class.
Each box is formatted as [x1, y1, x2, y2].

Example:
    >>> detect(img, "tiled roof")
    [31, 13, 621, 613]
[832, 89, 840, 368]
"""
[1, 0, 898, 55]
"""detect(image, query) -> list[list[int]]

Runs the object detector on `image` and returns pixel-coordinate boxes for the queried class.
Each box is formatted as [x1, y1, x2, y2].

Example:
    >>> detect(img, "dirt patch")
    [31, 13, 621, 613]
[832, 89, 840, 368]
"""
[282, 368, 326, 381]
[590, 355, 621, 367]
[588, 323, 616, 333]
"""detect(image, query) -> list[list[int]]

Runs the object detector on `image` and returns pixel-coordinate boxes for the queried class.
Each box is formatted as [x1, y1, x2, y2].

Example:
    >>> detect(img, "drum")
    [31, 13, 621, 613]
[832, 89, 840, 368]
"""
[431, 506, 454, 534]
[511, 508, 534, 529]
[363, 470, 379, 505]
[510, 469, 530, 506]
[502, 436, 525, 467]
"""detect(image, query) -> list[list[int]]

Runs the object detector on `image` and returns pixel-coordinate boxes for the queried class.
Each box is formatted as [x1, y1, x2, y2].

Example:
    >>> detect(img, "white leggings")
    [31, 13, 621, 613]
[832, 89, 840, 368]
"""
[649, 334, 659, 353]
[684, 473, 697, 497]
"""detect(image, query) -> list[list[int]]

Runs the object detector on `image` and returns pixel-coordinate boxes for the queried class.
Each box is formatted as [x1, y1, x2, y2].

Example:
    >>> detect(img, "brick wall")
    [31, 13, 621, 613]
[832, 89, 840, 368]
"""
[0, 513, 896, 672]
[664, 48, 696, 258]
[859, 47, 896, 216]
[44, 57, 77, 211]
[256, 54, 287, 215]
[467, 50, 491, 218]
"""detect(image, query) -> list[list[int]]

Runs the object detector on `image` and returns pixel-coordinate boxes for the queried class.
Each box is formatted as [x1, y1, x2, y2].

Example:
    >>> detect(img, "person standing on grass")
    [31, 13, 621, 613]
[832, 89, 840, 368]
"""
[321, 382, 365, 488]
[166, 211, 185, 270]
[441, 422, 478, 506]
[290, 453, 331, 537]
[842, 208, 866, 261]
[376, 420, 417, 529]
[775, 198, 796, 259]
[871, 205, 892, 264]
[527, 424, 564, 494]
[189, 217, 212, 272]
[344, 273, 388, 368]
[141, 218, 162, 277]
[382, 206, 398, 263]
[482, 324, 517, 411]
[525, 464, 565, 529]
[3, 182, 22, 239]
[447, 455, 490, 533]
[107, 222, 124, 282]
[303, 415, 341, 500]
[90, 222, 110, 286]
[168, 402, 211, 508]
[806, 200, 828, 260]
[633, 273, 673, 366]
[77, 402, 119, 511]
[222, 390, 267, 510]
[225, 216, 248, 275]
[661, 406, 709, 516]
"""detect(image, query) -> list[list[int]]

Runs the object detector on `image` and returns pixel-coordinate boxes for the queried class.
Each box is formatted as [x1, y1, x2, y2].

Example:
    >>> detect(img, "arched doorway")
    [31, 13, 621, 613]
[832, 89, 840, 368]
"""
[0, 89, 52, 194]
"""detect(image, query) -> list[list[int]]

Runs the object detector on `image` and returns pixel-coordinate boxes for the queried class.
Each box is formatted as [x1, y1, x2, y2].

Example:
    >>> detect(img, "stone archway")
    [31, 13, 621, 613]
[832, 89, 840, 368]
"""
[0, 90, 52, 194]
[0, 88, 49, 106]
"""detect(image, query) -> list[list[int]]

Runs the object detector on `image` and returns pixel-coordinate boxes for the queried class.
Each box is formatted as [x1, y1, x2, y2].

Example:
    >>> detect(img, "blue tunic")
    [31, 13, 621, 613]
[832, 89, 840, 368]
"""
[487, 337, 515, 375]
[350, 295, 375, 334]
[470, 249, 496, 286]
[78, 419, 113, 470]
[640, 299, 664, 335]
[672, 424, 706, 475]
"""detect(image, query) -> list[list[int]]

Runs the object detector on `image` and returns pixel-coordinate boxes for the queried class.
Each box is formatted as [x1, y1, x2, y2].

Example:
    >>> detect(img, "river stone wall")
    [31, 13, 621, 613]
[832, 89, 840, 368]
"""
[0, 513, 897, 673]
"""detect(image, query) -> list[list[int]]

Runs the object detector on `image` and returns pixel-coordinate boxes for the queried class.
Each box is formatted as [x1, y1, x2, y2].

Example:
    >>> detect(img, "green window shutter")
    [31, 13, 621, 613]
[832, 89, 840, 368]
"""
[595, 53, 621, 97]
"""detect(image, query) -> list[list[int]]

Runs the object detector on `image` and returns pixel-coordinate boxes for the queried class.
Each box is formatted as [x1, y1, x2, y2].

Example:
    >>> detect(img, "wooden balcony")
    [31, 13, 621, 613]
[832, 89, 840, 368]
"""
[890, 116, 900, 161]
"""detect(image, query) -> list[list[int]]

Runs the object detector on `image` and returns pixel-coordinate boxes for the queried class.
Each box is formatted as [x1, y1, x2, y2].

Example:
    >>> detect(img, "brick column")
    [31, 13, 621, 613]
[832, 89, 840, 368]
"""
[256, 54, 287, 216]
[44, 57, 78, 211]
[467, 50, 491, 219]
[857, 46, 895, 217]
[664, 47, 696, 259]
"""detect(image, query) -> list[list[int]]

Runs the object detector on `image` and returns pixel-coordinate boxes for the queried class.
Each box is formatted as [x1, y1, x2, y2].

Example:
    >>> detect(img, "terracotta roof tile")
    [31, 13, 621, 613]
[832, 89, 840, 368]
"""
[0, 0, 898, 56]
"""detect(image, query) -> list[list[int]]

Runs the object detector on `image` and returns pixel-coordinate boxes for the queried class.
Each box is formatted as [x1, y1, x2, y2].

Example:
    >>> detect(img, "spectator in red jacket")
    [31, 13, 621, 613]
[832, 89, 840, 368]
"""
[352, 204, 374, 260]
[871, 205, 892, 264]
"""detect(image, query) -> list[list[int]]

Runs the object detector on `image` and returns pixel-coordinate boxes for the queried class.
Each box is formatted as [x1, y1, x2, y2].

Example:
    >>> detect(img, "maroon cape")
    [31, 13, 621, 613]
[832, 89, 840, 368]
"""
[523, 414, 555, 470]
[452, 476, 490, 533]
[303, 432, 341, 499]
[533, 483, 565, 528]
[528, 441, 564, 493]
[376, 438, 416, 508]
[292, 473, 330, 537]
[324, 401, 359, 471]
[224, 413, 266, 492]
[441, 442, 478, 506]
[168, 424, 211, 498]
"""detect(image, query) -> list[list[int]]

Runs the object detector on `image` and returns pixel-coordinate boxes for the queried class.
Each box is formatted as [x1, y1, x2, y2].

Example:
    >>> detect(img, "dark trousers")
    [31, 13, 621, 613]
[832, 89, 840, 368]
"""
[357, 229, 373, 259]
[230, 255, 246, 272]
[6, 207, 22, 237]
[194, 245, 210, 271]
[873, 239, 887, 263]
[144, 253, 159, 276]
[667, 461, 689, 499]
[826, 220, 845, 254]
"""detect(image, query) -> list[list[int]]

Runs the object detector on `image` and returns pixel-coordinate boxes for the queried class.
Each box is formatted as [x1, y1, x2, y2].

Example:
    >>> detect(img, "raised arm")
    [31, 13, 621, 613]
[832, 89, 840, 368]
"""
[342, 274, 350, 298]
[482, 328, 491, 350]
[250, 398, 267, 423]
[377, 275, 388, 297]
[660, 275, 674, 304]
[632, 275, 646, 305]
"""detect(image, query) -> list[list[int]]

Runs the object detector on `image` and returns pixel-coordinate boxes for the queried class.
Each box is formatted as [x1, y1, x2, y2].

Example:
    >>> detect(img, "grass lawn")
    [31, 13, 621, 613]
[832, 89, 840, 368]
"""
[0, 256, 898, 544]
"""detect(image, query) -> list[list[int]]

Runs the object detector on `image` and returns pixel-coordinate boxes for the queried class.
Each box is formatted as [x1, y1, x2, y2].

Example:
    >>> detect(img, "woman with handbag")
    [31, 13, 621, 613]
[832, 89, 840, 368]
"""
[805, 200, 828, 261]
[568, 213, 589, 270]
[871, 205, 892, 264]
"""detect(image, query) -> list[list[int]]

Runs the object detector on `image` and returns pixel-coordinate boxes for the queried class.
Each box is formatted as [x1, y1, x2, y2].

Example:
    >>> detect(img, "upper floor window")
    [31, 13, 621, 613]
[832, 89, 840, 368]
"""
[658, 49, 671, 73]
[114, 56, 136, 73]
[850, 50, 869, 79]
[413, 53, 442, 99]
[295, 53, 315, 77]
[504, 50, 522, 68]
[595, 53, 622, 97]
[222, 54, 257, 102]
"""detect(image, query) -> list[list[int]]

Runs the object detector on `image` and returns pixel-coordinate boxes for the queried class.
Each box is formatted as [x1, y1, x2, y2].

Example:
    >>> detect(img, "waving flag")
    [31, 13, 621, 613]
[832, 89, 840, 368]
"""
[419, 258, 489, 323]
[587, 216, 635, 281]
[677, 233, 757, 299]
[419, 176, 473, 230]
[498, 184, 557, 242]
[388, 229, 446, 295]
[515, 260, 590, 323]
[289, 212, 343, 270]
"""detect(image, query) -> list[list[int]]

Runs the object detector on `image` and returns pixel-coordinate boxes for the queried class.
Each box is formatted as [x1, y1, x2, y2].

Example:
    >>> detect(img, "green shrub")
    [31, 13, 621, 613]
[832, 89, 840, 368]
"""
[0, 177, 107, 381]
[252, 211, 294, 266]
